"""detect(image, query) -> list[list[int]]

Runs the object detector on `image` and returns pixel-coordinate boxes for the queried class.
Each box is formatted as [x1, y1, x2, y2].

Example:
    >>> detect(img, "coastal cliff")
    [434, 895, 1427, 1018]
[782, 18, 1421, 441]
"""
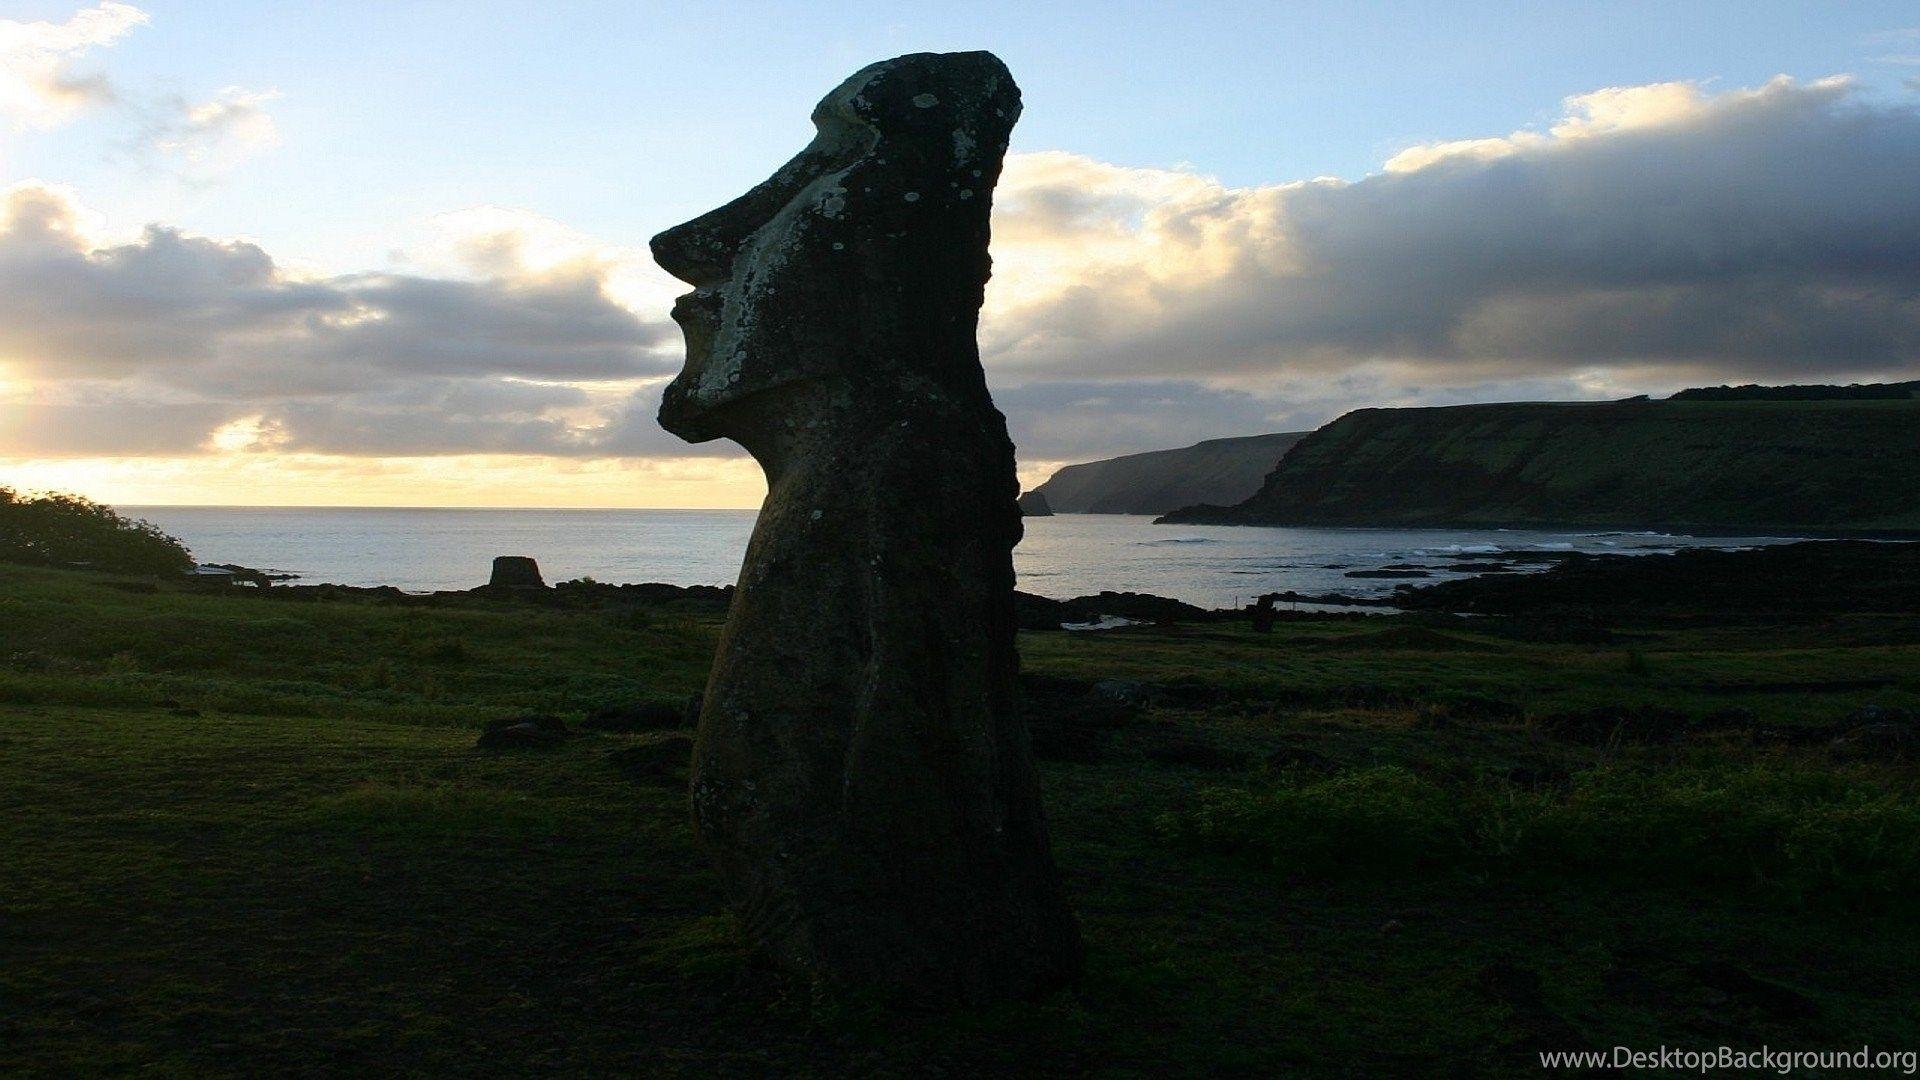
[1032, 431, 1308, 515]
[1159, 397, 1920, 533]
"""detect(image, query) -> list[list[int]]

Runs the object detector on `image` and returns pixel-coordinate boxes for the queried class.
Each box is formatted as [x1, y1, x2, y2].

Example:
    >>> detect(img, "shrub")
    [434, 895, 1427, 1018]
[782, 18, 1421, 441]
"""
[0, 488, 193, 575]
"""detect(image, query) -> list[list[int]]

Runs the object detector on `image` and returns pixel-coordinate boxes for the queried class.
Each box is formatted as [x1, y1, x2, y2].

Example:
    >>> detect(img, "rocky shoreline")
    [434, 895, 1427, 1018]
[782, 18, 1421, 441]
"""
[200, 539, 1920, 631]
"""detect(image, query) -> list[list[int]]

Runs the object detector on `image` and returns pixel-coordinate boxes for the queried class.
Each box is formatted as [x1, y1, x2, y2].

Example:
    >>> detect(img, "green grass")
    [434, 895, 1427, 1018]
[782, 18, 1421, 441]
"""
[4, 562, 1919, 1076]
[1161, 760, 1920, 906]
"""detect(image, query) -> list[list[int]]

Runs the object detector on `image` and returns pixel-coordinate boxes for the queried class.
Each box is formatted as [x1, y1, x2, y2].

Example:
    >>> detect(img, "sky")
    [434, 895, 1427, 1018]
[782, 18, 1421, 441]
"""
[2, 1, 1918, 507]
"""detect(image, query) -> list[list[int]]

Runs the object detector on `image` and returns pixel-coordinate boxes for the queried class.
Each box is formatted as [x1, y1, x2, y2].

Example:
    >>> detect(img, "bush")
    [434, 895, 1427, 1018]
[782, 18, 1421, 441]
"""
[0, 488, 193, 575]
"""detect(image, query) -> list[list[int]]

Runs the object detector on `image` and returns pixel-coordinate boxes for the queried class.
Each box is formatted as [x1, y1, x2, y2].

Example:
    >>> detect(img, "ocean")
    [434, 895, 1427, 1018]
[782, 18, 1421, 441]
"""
[125, 506, 1802, 609]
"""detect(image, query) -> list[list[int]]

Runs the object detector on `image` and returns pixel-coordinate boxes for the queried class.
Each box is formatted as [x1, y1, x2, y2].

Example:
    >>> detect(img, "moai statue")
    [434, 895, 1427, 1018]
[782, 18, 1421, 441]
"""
[651, 51, 1082, 1005]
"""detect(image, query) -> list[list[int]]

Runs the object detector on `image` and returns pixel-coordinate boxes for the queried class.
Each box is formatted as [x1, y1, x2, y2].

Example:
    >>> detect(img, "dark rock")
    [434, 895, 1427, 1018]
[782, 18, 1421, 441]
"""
[553, 579, 734, 612]
[1401, 540, 1920, 619]
[1013, 590, 1075, 630]
[1249, 594, 1277, 634]
[1144, 738, 1253, 771]
[476, 714, 569, 749]
[1016, 490, 1054, 516]
[608, 735, 694, 784]
[578, 700, 690, 732]
[1019, 675, 1133, 761]
[488, 556, 546, 590]
[1344, 569, 1431, 579]
[651, 51, 1080, 1004]
[1070, 591, 1215, 624]
[1021, 672, 1140, 730]
[1014, 589, 1226, 630]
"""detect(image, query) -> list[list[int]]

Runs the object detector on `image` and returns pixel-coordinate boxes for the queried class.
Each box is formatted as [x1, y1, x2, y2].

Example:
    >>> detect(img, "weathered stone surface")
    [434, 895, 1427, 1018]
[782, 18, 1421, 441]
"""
[488, 555, 545, 589]
[651, 51, 1081, 1004]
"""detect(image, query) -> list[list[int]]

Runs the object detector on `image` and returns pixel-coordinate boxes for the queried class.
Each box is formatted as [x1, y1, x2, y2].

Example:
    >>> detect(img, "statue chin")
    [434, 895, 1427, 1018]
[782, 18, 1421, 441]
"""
[653, 383, 721, 445]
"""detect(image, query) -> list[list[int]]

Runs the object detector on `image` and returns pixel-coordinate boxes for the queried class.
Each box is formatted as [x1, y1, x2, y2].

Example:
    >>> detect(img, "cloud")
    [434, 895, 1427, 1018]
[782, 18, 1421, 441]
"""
[1, 4, 278, 182]
[9, 73, 1920, 475]
[998, 369, 1642, 468]
[0, 182, 677, 458]
[994, 381, 1282, 462]
[1863, 27, 1920, 46]
[0, 2, 144, 130]
[0, 182, 670, 386]
[137, 85, 280, 181]
[981, 75, 1920, 390]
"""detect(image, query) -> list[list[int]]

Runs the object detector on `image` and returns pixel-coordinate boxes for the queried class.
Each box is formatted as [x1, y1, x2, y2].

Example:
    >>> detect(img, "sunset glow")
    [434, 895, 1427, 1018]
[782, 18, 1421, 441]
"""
[4, 3, 1917, 507]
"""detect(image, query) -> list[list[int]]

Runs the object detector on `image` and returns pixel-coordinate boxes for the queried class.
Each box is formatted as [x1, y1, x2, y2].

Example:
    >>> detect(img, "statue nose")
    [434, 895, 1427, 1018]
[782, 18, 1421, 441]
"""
[651, 222, 738, 288]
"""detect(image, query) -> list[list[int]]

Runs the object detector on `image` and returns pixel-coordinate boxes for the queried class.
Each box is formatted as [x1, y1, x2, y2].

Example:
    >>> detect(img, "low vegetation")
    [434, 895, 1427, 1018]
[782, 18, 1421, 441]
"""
[4, 560, 1918, 1075]
[1163, 761, 1920, 908]
[0, 488, 194, 576]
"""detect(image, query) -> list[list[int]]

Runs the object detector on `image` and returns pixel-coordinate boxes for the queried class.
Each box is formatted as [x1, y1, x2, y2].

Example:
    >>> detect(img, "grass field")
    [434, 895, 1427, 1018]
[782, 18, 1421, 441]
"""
[4, 562, 1918, 1076]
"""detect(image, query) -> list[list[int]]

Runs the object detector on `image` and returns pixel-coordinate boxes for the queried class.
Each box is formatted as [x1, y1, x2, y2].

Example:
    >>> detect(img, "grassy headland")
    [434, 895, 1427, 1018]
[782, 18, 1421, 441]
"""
[1162, 396, 1920, 532]
[4, 558, 1919, 1075]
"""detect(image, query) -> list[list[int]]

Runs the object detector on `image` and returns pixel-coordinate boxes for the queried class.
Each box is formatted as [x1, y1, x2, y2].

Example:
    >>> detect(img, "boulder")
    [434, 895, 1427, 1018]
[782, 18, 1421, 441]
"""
[578, 699, 695, 732]
[488, 555, 546, 590]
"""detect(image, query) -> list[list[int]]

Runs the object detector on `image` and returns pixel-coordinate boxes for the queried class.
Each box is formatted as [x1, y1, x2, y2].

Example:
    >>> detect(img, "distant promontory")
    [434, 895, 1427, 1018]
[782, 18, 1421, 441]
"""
[1030, 432, 1309, 516]
[1159, 387, 1920, 534]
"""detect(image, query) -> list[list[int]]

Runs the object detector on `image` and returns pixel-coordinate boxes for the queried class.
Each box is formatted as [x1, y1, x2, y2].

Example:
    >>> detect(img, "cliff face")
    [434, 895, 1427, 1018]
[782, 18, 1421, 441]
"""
[1031, 432, 1308, 515]
[1159, 399, 1920, 533]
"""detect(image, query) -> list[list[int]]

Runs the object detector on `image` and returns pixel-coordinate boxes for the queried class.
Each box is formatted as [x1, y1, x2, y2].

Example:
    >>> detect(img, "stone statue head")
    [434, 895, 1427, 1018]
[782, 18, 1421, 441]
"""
[651, 52, 1021, 453]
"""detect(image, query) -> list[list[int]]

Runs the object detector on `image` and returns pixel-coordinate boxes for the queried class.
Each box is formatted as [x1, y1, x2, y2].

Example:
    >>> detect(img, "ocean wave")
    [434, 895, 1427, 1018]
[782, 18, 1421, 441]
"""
[1139, 537, 1219, 545]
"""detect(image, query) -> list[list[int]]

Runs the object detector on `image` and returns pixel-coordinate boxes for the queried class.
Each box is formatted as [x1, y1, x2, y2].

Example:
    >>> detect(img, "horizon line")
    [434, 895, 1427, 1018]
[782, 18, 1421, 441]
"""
[118, 504, 765, 512]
